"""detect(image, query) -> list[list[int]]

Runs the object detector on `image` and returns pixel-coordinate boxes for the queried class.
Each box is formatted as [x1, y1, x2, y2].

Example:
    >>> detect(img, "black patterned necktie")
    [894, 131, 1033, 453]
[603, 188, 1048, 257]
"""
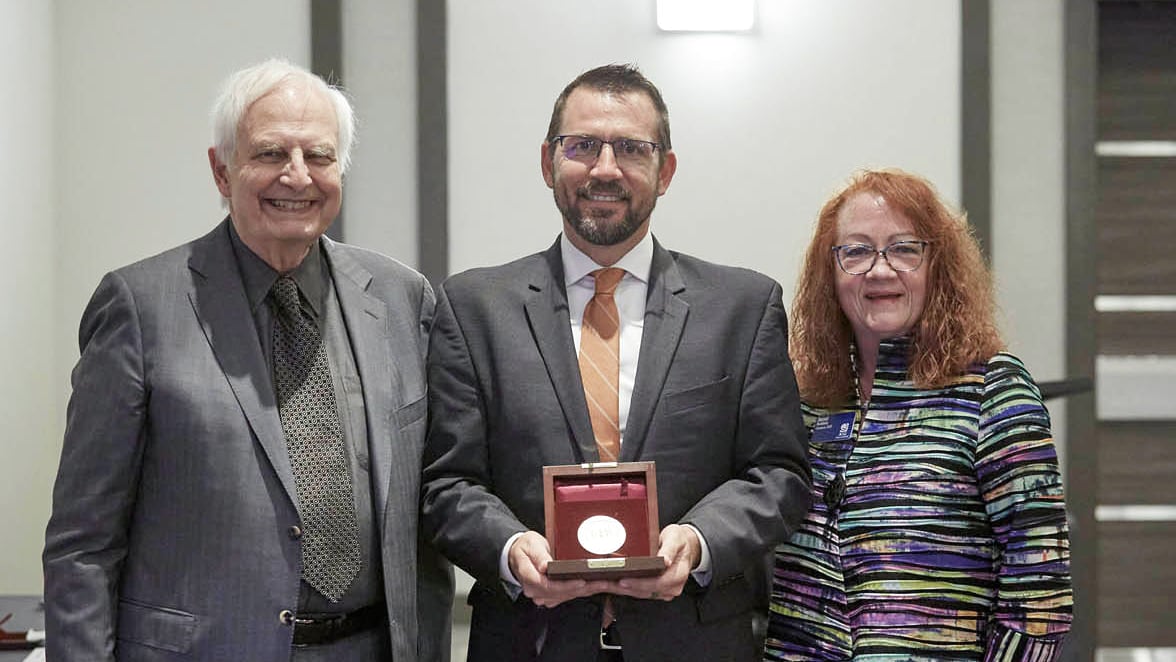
[270, 276, 360, 602]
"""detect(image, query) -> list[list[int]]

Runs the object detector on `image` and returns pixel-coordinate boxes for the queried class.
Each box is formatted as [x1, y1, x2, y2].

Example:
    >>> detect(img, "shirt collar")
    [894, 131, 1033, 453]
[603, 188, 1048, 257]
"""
[229, 222, 328, 317]
[560, 230, 653, 287]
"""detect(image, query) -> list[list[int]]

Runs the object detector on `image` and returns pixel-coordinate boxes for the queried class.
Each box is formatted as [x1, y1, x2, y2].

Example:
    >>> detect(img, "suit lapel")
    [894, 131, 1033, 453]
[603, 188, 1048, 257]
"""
[524, 242, 599, 463]
[187, 220, 299, 503]
[623, 239, 688, 460]
[322, 239, 400, 530]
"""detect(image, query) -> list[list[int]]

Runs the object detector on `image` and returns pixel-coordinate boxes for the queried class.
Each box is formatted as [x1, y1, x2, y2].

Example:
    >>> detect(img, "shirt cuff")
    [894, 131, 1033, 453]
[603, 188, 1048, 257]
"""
[684, 524, 712, 587]
[499, 531, 526, 600]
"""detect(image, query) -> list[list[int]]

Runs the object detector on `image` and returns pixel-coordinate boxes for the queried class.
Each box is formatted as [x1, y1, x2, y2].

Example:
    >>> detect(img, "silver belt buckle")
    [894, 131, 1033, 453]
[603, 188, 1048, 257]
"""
[599, 625, 622, 651]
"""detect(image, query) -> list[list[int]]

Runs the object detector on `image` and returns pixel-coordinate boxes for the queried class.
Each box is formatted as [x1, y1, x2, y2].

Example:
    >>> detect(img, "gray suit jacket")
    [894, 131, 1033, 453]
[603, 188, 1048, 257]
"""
[44, 220, 452, 662]
[421, 237, 811, 662]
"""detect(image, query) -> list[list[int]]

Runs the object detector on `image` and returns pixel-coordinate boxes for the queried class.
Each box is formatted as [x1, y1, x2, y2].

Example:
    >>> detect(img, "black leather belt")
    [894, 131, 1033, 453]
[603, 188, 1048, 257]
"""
[292, 602, 386, 646]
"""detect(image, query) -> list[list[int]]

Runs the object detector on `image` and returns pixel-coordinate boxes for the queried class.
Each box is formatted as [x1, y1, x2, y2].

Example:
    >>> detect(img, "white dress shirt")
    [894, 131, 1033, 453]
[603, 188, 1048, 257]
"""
[561, 231, 652, 437]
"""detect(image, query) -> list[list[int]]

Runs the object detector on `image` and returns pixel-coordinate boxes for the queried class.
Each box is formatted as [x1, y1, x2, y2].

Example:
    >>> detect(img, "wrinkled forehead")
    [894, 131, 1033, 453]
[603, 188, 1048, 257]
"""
[239, 82, 338, 143]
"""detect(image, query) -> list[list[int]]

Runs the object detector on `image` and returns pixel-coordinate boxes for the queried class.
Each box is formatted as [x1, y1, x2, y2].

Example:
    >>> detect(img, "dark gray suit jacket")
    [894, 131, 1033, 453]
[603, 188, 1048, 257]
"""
[421, 237, 811, 662]
[43, 220, 452, 662]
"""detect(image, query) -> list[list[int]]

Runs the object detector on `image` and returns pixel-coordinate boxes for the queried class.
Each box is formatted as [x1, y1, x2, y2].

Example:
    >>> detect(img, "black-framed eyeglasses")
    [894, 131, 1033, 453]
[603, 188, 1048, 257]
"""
[553, 135, 661, 168]
[832, 240, 930, 275]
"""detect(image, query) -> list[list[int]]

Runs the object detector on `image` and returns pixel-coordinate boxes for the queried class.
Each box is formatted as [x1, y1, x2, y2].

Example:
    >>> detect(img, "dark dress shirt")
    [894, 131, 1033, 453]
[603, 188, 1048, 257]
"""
[229, 225, 382, 614]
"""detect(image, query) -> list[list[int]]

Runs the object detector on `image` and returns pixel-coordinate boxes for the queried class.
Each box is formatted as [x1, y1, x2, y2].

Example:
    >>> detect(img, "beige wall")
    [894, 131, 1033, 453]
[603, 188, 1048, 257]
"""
[0, 0, 54, 595]
[446, 0, 962, 294]
[0, 0, 310, 594]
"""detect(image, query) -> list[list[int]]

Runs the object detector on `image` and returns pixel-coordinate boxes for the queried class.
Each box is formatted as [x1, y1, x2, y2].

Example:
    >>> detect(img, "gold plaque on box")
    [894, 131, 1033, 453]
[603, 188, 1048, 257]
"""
[542, 461, 665, 579]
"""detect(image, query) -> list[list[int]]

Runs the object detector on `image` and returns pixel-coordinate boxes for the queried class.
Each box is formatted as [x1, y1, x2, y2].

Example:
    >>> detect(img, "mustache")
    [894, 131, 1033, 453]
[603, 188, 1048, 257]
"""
[578, 182, 629, 199]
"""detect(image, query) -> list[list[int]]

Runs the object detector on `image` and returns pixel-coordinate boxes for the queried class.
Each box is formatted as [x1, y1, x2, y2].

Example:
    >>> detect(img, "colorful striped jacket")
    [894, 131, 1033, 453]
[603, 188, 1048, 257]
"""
[765, 339, 1072, 661]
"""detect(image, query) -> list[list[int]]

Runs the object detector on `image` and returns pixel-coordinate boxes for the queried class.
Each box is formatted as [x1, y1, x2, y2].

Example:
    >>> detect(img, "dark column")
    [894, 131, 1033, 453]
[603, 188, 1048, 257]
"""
[311, 0, 344, 241]
[1062, 2, 1098, 659]
[961, 0, 991, 261]
[417, 0, 448, 287]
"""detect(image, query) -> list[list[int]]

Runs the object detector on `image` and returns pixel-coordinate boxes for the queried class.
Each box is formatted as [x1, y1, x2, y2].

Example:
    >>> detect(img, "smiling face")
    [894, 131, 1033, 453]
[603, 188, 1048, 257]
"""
[209, 80, 341, 272]
[541, 87, 676, 266]
[834, 191, 929, 350]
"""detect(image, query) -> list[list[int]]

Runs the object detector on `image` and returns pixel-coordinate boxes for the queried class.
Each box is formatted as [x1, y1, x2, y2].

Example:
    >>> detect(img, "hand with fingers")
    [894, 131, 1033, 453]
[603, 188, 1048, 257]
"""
[607, 523, 700, 601]
[509, 530, 613, 608]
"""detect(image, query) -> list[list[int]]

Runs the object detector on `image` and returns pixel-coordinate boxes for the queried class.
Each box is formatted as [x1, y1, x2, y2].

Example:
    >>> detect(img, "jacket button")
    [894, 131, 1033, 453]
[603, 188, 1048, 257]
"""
[288, 525, 303, 540]
[279, 610, 295, 626]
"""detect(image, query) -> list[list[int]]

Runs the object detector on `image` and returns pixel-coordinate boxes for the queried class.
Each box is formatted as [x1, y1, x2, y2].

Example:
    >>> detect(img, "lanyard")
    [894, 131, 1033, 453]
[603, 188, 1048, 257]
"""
[822, 358, 871, 518]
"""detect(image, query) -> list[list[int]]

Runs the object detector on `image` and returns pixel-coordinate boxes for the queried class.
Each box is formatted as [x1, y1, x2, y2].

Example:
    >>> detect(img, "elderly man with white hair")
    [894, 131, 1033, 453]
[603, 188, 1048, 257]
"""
[44, 58, 451, 662]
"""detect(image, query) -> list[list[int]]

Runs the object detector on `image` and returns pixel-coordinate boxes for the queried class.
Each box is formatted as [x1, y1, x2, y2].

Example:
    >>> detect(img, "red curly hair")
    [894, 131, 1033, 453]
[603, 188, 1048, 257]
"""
[790, 169, 1004, 407]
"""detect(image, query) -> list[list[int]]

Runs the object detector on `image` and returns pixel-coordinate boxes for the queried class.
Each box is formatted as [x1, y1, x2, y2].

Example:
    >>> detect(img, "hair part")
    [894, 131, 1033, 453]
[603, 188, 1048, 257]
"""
[210, 58, 357, 176]
[544, 63, 672, 156]
[790, 168, 1004, 407]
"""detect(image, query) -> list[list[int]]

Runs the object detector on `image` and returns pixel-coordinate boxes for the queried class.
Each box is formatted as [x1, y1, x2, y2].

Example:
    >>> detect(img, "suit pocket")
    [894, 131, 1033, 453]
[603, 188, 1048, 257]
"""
[395, 394, 427, 429]
[694, 572, 753, 624]
[663, 376, 730, 415]
[117, 599, 197, 654]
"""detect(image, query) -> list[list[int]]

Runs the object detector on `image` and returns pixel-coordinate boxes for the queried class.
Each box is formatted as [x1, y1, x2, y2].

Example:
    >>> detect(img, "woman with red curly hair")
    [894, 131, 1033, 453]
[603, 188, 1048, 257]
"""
[764, 169, 1072, 660]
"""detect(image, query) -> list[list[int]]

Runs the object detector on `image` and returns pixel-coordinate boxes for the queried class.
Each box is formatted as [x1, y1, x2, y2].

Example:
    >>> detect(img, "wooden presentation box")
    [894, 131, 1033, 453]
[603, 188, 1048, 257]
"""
[542, 461, 665, 580]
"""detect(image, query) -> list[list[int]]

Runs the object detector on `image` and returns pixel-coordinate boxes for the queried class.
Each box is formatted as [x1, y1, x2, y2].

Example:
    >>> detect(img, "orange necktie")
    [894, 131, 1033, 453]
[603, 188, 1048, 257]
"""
[578, 267, 625, 462]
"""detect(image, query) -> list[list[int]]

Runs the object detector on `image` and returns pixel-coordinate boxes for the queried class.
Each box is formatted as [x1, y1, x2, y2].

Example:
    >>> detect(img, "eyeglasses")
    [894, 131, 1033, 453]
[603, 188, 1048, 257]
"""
[553, 135, 661, 168]
[832, 240, 929, 275]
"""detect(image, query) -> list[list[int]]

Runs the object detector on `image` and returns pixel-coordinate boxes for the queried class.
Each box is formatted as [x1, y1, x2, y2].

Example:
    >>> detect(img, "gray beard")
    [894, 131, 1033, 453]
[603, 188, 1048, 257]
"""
[565, 210, 646, 246]
[555, 188, 651, 247]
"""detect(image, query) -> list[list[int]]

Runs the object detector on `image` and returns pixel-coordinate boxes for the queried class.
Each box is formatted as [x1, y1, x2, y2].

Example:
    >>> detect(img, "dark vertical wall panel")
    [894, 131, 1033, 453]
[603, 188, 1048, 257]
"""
[417, 0, 448, 287]
[1098, 2, 1176, 140]
[1064, 1, 1098, 659]
[1098, 522, 1176, 646]
[961, 1, 991, 261]
[1091, 1, 1176, 649]
[1098, 422, 1176, 504]
[1096, 158, 1176, 294]
[311, 0, 344, 241]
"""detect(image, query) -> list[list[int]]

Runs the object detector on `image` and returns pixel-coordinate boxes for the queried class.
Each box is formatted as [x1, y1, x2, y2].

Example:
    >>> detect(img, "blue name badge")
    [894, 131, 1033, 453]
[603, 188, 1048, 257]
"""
[811, 412, 857, 442]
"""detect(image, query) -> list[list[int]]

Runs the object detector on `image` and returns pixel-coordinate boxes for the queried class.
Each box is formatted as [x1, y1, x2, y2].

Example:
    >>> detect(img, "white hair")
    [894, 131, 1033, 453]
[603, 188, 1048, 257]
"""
[209, 58, 357, 175]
